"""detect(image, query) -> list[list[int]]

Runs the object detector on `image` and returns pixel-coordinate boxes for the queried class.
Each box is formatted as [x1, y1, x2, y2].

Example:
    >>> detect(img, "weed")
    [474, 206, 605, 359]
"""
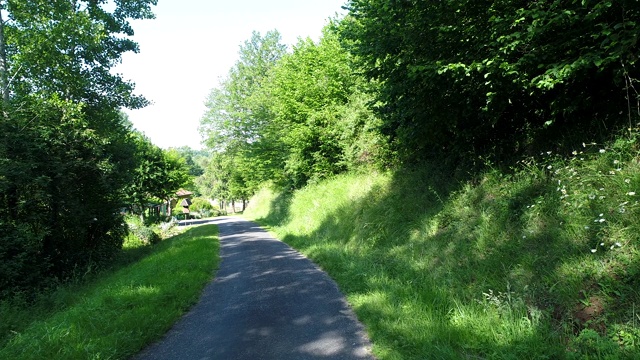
[0, 224, 219, 359]
[244, 131, 640, 359]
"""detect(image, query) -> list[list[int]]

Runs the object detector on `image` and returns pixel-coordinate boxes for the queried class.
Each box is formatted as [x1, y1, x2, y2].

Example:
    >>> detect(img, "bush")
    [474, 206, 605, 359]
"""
[133, 227, 161, 245]
[125, 216, 161, 246]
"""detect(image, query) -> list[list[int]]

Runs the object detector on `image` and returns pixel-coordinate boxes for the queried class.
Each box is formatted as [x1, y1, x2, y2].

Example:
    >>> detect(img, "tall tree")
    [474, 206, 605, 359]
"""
[341, 0, 640, 166]
[200, 30, 288, 195]
[0, 0, 157, 296]
[126, 134, 190, 220]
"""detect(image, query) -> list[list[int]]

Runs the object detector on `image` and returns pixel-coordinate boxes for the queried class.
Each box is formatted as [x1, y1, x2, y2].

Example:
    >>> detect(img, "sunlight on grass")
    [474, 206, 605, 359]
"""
[245, 133, 640, 359]
[0, 224, 220, 360]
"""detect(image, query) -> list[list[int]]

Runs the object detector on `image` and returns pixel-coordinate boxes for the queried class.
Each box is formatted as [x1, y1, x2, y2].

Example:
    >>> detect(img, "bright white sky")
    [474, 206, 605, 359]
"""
[113, 0, 347, 150]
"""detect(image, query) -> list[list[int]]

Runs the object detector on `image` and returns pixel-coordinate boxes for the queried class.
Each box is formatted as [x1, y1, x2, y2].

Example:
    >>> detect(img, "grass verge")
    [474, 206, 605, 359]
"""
[0, 224, 219, 360]
[245, 135, 640, 359]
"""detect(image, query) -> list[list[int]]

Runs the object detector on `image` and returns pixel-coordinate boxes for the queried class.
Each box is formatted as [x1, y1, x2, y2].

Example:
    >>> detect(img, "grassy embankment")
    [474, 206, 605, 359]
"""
[245, 135, 640, 359]
[0, 224, 220, 359]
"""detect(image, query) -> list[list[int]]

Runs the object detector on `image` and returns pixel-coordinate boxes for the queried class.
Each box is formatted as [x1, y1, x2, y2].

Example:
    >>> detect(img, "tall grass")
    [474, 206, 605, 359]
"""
[0, 224, 220, 360]
[245, 135, 640, 359]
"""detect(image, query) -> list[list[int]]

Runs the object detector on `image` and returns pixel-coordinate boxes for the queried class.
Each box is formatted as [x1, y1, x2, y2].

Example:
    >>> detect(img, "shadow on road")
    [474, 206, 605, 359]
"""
[135, 216, 373, 360]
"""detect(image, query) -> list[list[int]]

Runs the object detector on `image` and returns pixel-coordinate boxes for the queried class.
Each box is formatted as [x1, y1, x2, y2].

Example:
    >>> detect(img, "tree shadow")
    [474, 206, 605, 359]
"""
[250, 167, 638, 358]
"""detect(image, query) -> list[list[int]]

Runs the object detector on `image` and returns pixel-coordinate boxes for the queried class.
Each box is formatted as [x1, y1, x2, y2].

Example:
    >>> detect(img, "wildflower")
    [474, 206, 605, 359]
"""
[572, 150, 578, 155]
[598, 218, 606, 223]
[547, 151, 552, 155]
[588, 194, 596, 200]
[628, 192, 636, 196]
[609, 170, 616, 175]
[591, 249, 597, 253]
[625, 179, 631, 184]
[615, 242, 622, 247]
[614, 160, 620, 165]
[547, 165, 553, 170]
[599, 149, 606, 153]
[599, 188, 605, 191]
[584, 226, 590, 229]
[600, 242, 605, 246]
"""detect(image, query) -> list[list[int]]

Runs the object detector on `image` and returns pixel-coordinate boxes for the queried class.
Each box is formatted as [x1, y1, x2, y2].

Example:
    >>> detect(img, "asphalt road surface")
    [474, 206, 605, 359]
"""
[135, 216, 375, 360]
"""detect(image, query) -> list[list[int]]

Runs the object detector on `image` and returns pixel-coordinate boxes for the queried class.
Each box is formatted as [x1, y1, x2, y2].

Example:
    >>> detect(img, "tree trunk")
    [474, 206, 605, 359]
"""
[0, 2, 10, 108]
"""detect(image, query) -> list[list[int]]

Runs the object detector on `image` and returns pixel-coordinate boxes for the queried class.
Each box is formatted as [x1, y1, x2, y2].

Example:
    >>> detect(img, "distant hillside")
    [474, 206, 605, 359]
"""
[245, 133, 640, 359]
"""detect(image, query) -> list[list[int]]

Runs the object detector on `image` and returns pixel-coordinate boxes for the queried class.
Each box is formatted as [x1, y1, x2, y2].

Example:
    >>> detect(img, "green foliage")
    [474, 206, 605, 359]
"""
[199, 30, 288, 198]
[189, 197, 217, 217]
[244, 132, 640, 359]
[0, 0, 158, 297]
[125, 133, 191, 217]
[199, 24, 391, 193]
[341, 0, 640, 166]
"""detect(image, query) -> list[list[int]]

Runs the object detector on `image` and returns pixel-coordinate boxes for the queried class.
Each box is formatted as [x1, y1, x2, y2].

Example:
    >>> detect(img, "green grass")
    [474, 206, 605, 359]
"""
[0, 224, 220, 360]
[245, 135, 640, 359]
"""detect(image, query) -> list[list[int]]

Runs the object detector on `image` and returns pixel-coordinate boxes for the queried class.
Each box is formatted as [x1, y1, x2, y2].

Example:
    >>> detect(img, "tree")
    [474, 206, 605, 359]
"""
[0, 0, 157, 296]
[263, 27, 364, 187]
[126, 134, 190, 220]
[341, 0, 640, 167]
[200, 30, 288, 196]
[199, 25, 390, 193]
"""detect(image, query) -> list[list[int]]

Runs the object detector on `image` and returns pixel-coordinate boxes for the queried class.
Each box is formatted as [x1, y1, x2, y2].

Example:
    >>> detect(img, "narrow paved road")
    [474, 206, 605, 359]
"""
[135, 216, 374, 359]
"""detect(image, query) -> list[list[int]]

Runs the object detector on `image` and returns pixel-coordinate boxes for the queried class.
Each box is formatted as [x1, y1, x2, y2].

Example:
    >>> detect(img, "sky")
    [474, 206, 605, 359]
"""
[113, 0, 347, 150]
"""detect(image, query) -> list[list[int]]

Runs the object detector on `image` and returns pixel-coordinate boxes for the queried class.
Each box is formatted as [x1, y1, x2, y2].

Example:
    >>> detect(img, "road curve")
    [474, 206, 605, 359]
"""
[134, 216, 375, 360]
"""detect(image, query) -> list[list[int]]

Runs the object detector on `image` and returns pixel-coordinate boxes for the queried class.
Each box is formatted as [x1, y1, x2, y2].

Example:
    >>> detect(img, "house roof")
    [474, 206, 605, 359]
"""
[176, 189, 193, 198]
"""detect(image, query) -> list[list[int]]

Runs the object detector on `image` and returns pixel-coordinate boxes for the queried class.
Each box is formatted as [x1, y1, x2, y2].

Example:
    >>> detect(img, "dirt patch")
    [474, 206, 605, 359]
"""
[573, 295, 606, 332]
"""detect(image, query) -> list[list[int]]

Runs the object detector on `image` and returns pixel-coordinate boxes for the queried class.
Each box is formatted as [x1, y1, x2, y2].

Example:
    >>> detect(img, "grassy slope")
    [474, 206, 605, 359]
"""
[245, 137, 640, 359]
[0, 224, 220, 360]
